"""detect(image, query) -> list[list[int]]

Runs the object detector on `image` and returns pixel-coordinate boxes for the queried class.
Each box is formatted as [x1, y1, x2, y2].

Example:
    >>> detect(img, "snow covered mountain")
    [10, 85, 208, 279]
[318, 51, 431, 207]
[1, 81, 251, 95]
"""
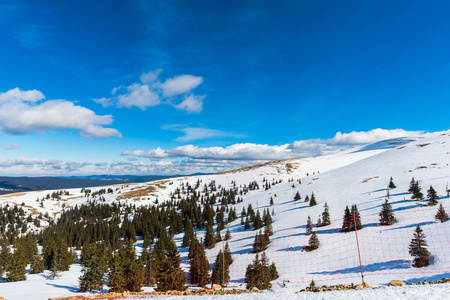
[1, 130, 450, 300]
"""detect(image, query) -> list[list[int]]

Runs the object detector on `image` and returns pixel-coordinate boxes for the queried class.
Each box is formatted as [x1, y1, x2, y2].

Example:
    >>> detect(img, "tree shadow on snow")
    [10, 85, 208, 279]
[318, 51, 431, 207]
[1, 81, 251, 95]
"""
[45, 282, 80, 292]
[309, 259, 411, 275]
[276, 245, 304, 252]
[384, 221, 435, 232]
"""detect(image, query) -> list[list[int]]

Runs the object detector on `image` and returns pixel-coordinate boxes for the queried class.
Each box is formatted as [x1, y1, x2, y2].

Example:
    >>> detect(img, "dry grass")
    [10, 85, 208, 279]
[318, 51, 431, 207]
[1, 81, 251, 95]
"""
[0, 192, 27, 198]
[415, 166, 428, 169]
[221, 158, 303, 175]
[417, 143, 431, 148]
[116, 180, 169, 200]
[361, 176, 379, 183]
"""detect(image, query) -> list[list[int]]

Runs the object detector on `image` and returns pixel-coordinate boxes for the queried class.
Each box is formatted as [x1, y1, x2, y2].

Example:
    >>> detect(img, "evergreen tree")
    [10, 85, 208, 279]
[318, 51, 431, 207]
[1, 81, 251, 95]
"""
[435, 203, 449, 223]
[225, 229, 232, 241]
[204, 221, 216, 248]
[244, 216, 251, 230]
[350, 204, 362, 231]
[269, 197, 274, 206]
[408, 178, 424, 200]
[0, 240, 11, 277]
[309, 193, 317, 206]
[379, 199, 396, 226]
[244, 252, 277, 290]
[141, 247, 156, 287]
[211, 250, 230, 286]
[342, 206, 351, 232]
[294, 191, 301, 201]
[305, 232, 320, 252]
[224, 242, 233, 267]
[181, 219, 194, 248]
[388, 177, 396, 189]
[79, 243, 108, 291]
[427, 186, 439, 206]
[252, 230, 270, 253]
[409, 225, 430, 268]
[188, 239, 210, 287]
[304, 195, 310, 203]
[154, 236, 186, 292]
[321, 203, 331, 226]
[6, 241, 27, 282]
[29, 252, 45, 274]
[108, 239, 143, 292]
[306, 216, 313, 235]
[253, 211, 263, 231]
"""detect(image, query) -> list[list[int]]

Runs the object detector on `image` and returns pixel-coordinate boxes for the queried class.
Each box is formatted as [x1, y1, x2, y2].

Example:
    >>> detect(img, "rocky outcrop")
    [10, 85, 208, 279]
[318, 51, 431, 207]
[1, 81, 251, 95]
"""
[299, 282, 372, 292]
[388, 280, 406, 286]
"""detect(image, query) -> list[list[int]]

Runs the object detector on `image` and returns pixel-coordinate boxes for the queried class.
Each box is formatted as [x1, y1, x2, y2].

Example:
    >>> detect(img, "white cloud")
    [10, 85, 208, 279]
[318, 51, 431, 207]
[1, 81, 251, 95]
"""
[0, 88, 122, 138]
[140, 69, 162, 84]
[0, 87, 44, 103]
[160, 74, 203, 97]
[175, 94, 205, 114]
[116, 83, 161, 110]
[94, 70, 206, 113]
[161, 125, 245, 142]
[122, 128, 430, 162]
[4, 143, 19, 150]
[327, 128, 425, 145]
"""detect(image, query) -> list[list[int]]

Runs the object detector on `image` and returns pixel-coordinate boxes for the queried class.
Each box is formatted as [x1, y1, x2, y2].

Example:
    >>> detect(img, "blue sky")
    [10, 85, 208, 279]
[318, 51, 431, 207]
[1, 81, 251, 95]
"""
[0, 0, 449, 175]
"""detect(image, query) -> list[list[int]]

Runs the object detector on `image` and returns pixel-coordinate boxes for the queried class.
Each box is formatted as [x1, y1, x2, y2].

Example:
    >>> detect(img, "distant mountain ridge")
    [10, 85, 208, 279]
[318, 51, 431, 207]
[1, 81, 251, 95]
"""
[0, 173, 211, 195]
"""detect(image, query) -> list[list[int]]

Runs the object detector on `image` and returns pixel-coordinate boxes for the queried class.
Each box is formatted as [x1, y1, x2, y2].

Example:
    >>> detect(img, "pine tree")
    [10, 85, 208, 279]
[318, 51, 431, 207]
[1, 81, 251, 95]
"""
[253, 230, 270, 253]
[388, 177, 396, 189]
[141, 247, 156, 287]
[409, 225, 430, 268]
[182, 219, 194, 248]
[342, 206, 351, 232]
[379, 199, 396, 226]
[306, 216, 313, 235]
[224, 242, 233, 267]
[305, 232, 320, 252]
[225, 229, 232, 241]
[309, 192, 317, 206]
[29, 252, 45, 274]
[188, 239, 210, 287]
[211, 250, 230, 286]
[204, 221, 216, 248]
[408, 178, 423, 200]
[321, 203, 331, 226]
[6, 241, 27, 282]
[350, 204, 362, 231]
[79, 243, 108, 291]
[244, 252, 277, 290]
[154, 238, 186, 292]
[408, 177, 416, 194]
[427, 186, 439, 206]
[294, 191, 301, 201]
[435, 203, 449, 223]
[0, 240, 11, 277]
[253, 211, 263, 231]
[269, 197, 274, 206]
[304, 195, 310, 203]
[244, 216, 251, 230]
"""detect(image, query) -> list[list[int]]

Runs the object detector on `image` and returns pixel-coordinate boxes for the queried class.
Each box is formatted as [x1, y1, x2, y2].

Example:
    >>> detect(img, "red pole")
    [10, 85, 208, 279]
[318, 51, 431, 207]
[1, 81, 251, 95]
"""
[353, 213, 365, 288]
[222, 237, 225, 295]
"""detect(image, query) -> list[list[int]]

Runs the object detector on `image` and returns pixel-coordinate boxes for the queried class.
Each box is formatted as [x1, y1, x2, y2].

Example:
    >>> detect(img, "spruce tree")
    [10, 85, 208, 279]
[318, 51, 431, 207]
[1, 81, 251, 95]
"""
[204, 221, 216, 248]
[409, 225, 430, 268]
[154, 236, 186, 292]
[435, 203, 449, 223]
[225, 229, 232, 241]
[30, 252, 45, 274]
[409, 178, 423, 200]
[181, 219, 194, 248]
[305, 232, 320, 252]
[6, 240, 27, 282]
[211, 250, 230, 286]
[188, 239, 210, 287]
[342, 206, 351, 232]
[294, 191, 301, 201]
[379, 199, 396, 226]
[321, 203, 331, 226]
[79, 243, 108, 292]
[244, 216, 251, 230]
[388, 177, 396, 189]
[427, 186, 439, 206]
[309, 192, 317, 206]
[253, 211, 263, 231]
[269, 197, 274, 206]
[252, 230, 270, 253]
[306, 216, 313, 235]
[0, 240, 11, 277]
[141, 247, 156, 287]
[350, 204, 362, 231]
[244, 252, 277, 290]
[304, 195, 310, 203]
[224, 242, 233, 267]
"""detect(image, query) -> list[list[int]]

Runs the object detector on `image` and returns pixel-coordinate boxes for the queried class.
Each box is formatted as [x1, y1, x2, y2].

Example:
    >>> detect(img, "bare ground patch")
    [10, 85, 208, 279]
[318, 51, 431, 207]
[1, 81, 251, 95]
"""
[361, 176, 379, 183]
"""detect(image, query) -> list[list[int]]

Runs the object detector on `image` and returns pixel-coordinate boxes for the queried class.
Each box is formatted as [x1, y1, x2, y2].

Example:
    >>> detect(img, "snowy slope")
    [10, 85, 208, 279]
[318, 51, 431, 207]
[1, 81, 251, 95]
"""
[1, 131, 450, 300]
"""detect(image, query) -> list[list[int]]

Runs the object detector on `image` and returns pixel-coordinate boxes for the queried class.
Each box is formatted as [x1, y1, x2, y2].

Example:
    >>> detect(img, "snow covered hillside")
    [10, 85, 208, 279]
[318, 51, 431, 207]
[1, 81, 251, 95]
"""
[1, 131, 450, 300]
